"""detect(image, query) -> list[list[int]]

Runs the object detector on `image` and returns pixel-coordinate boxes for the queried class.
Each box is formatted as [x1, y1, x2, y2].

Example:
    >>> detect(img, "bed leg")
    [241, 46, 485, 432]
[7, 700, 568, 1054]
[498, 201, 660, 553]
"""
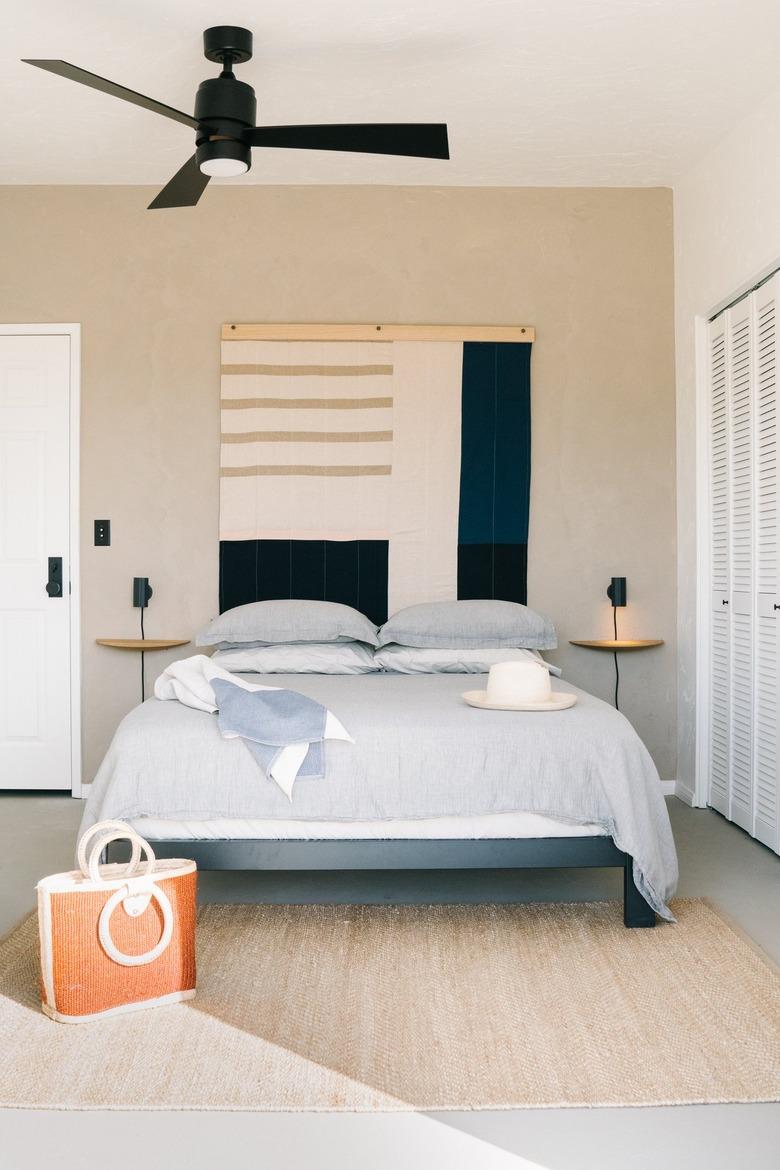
[623, 856, 656, 928]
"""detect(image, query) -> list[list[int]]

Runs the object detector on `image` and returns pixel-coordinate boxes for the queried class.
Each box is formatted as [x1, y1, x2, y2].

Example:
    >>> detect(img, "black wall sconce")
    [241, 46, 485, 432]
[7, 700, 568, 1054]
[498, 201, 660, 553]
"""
[132, 576, 153, 609]
[607, 576, 627, 609]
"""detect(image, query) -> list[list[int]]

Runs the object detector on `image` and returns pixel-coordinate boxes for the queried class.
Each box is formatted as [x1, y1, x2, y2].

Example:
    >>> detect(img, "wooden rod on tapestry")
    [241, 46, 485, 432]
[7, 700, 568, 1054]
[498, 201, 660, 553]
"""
[221, 323, 536, 343]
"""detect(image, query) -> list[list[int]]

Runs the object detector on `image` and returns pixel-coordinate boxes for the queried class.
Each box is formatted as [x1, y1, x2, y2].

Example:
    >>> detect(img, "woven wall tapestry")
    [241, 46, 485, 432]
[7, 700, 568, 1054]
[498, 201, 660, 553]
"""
[219, 331, 531, 624]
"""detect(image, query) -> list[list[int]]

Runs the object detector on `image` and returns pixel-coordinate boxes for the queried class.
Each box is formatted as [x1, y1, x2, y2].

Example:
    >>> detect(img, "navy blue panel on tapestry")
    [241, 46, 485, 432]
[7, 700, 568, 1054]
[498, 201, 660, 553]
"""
[323, 540, 388, 624]
[457, 341, 531, 602]
[219, 539, 257, 613]
[256, 540, 292, 601]
[220, 539, 388, 623]
[492, 542, 528, 604]
[457, 543, 528, 605]
[356, 541, 389, 626]
[493, 343, 531, 543]
[323, 541, 358, 611]
[458, 342, 531, 546]
[291, 540, 326, 600]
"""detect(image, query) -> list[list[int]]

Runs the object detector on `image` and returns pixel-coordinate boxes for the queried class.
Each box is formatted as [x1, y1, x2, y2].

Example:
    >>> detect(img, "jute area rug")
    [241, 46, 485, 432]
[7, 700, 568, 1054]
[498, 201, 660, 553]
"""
[1, 898, 778, 1111]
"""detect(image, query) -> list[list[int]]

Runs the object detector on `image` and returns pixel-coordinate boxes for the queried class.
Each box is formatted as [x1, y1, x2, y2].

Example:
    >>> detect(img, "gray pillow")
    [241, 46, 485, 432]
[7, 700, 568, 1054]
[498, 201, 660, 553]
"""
[196, 599, 379, 649]
[377, 600, 557, 650]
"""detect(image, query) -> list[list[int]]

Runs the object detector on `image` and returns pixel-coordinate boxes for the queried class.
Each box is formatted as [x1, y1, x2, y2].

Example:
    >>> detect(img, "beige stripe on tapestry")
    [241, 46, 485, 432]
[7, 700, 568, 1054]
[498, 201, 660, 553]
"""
[221, 397, 393, 410]
[221, 431, 393, 443]
[221, 363, 393, 376]
[222, 465, 392, 477]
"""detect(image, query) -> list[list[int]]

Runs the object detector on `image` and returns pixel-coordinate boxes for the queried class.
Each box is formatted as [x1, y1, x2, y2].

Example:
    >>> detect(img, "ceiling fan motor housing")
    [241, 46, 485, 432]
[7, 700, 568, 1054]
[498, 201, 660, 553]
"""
[195, 76, 256, 173]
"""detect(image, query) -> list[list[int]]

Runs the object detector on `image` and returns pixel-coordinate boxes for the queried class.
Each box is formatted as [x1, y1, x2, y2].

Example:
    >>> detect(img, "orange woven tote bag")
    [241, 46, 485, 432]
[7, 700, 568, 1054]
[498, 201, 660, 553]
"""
[37, 821, 197, 1022]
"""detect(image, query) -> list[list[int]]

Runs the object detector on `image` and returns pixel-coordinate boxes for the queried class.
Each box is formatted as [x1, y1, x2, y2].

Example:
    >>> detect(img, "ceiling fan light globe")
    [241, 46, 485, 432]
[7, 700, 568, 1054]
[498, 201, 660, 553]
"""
[199, 156, 248, 177]
[195, 137, 252, 180]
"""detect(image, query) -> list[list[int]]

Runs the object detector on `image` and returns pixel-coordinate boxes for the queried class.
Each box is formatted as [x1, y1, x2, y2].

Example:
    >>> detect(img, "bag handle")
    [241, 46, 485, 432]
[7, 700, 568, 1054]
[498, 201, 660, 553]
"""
[98, 880, 174, 967]
[77, 820, 154, 882]
[78, 820, 141, 877]
[87, 831, 157, 885]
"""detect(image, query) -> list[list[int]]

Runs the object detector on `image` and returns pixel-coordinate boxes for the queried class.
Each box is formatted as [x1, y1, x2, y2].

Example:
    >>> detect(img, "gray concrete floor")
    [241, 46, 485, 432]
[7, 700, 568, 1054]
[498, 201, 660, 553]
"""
[1, 795, 778, 1170]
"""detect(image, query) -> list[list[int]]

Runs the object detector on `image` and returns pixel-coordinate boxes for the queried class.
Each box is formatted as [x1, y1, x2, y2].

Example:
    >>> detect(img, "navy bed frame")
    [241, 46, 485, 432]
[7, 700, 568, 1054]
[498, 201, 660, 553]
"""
[106, 835, 656, 927]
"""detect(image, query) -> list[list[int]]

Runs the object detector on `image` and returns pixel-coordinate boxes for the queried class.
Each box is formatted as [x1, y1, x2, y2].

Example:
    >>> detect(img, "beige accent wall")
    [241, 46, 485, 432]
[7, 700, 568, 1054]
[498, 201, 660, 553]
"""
[0, 185, 676, 783]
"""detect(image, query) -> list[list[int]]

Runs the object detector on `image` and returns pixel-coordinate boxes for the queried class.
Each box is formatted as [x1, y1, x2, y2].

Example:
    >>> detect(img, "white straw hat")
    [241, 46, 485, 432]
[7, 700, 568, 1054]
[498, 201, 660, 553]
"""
[462, 659, 576, 712]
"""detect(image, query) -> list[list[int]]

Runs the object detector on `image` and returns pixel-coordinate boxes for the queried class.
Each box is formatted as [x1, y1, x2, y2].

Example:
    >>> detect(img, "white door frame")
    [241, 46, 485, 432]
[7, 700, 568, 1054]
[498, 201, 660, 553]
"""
[0, 324, 81, 795]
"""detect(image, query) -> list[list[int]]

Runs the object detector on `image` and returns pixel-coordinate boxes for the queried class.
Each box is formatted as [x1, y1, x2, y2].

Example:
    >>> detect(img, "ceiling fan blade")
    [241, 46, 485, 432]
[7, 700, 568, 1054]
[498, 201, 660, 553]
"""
[244, 123, 449, 159]
[148, 155, 210, 210]
[22, 60, 200, 130]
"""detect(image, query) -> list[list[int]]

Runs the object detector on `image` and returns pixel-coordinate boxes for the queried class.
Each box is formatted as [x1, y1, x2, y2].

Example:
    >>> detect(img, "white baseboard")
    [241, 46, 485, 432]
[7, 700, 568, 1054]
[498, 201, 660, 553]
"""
[660, 780, 676, 796]
[673, 780, 697, 806]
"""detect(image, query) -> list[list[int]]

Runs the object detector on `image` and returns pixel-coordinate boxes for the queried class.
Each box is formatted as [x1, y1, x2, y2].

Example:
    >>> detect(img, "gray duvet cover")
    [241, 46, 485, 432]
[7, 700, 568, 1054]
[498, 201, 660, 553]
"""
[81, 673, 678, 919]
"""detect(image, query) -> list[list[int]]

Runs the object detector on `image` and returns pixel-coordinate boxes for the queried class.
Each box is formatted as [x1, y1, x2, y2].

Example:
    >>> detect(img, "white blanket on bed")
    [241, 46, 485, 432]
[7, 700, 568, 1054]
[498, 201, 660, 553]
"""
[154, 655, 353, 798]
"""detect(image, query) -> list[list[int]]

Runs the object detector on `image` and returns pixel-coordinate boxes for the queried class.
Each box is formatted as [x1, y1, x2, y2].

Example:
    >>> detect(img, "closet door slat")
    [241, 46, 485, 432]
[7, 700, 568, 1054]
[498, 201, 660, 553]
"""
[753, 275, 779, 850]
[727, 299, 755, 832]
[708, 313, 730, 817]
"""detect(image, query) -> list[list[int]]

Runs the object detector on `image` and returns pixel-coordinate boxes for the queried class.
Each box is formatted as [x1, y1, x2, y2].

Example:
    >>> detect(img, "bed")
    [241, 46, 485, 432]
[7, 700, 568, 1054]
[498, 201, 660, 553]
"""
[83, 671, 678, 927]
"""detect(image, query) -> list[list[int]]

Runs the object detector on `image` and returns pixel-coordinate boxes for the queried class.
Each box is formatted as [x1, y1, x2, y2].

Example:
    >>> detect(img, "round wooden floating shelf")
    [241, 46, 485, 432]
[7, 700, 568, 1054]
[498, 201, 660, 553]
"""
[569, 639, 664, 650]
[96, 639, 190, 651]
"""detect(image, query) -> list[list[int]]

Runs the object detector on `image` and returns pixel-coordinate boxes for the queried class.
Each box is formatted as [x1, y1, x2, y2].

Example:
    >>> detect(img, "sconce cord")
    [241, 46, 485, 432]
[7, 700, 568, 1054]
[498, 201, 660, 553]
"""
[140, 606, 146, 703]
[613, 607, 620, 710]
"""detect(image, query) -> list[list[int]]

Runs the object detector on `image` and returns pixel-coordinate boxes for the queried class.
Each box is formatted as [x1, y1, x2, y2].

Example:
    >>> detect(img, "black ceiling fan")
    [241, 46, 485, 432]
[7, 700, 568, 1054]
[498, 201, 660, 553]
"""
[24, 25, 449, 210]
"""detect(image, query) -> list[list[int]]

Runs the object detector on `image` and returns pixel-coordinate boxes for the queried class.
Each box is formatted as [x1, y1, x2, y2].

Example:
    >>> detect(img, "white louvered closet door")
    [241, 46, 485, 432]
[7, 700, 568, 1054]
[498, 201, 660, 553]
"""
[706, 275, 780, 854]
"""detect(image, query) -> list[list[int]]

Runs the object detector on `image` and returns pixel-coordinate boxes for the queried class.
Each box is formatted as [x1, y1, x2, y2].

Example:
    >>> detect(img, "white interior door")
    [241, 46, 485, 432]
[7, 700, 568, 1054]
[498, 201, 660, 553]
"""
[0, 330, 77, 790]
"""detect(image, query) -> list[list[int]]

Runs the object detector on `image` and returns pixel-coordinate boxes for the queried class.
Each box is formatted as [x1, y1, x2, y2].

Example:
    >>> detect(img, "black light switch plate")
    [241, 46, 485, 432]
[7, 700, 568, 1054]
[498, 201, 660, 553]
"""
[94, 519, 111, 546]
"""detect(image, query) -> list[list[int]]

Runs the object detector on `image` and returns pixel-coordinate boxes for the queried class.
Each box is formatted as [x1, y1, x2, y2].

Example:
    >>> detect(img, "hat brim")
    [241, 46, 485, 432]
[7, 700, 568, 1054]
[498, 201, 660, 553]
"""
[462, 691, 577, 712]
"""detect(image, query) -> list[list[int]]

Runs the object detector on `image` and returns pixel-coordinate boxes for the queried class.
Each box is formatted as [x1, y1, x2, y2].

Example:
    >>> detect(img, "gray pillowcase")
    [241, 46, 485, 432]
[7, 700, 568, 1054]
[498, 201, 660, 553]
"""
[377, 600, 557, 650]
[374, 645, 562, 676]
[196, 599, 379, 649]
[211, 642, 379, 674]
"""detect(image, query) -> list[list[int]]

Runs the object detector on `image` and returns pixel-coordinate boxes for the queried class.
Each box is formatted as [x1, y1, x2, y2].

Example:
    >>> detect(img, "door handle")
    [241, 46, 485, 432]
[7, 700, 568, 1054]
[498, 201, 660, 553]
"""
[46, 556, 63, 598]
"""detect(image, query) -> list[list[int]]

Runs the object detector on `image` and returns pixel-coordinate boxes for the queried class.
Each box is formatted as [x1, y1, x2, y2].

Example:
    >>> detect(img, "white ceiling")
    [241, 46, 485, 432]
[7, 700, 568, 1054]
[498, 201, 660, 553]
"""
[5, 0, 780, 187]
